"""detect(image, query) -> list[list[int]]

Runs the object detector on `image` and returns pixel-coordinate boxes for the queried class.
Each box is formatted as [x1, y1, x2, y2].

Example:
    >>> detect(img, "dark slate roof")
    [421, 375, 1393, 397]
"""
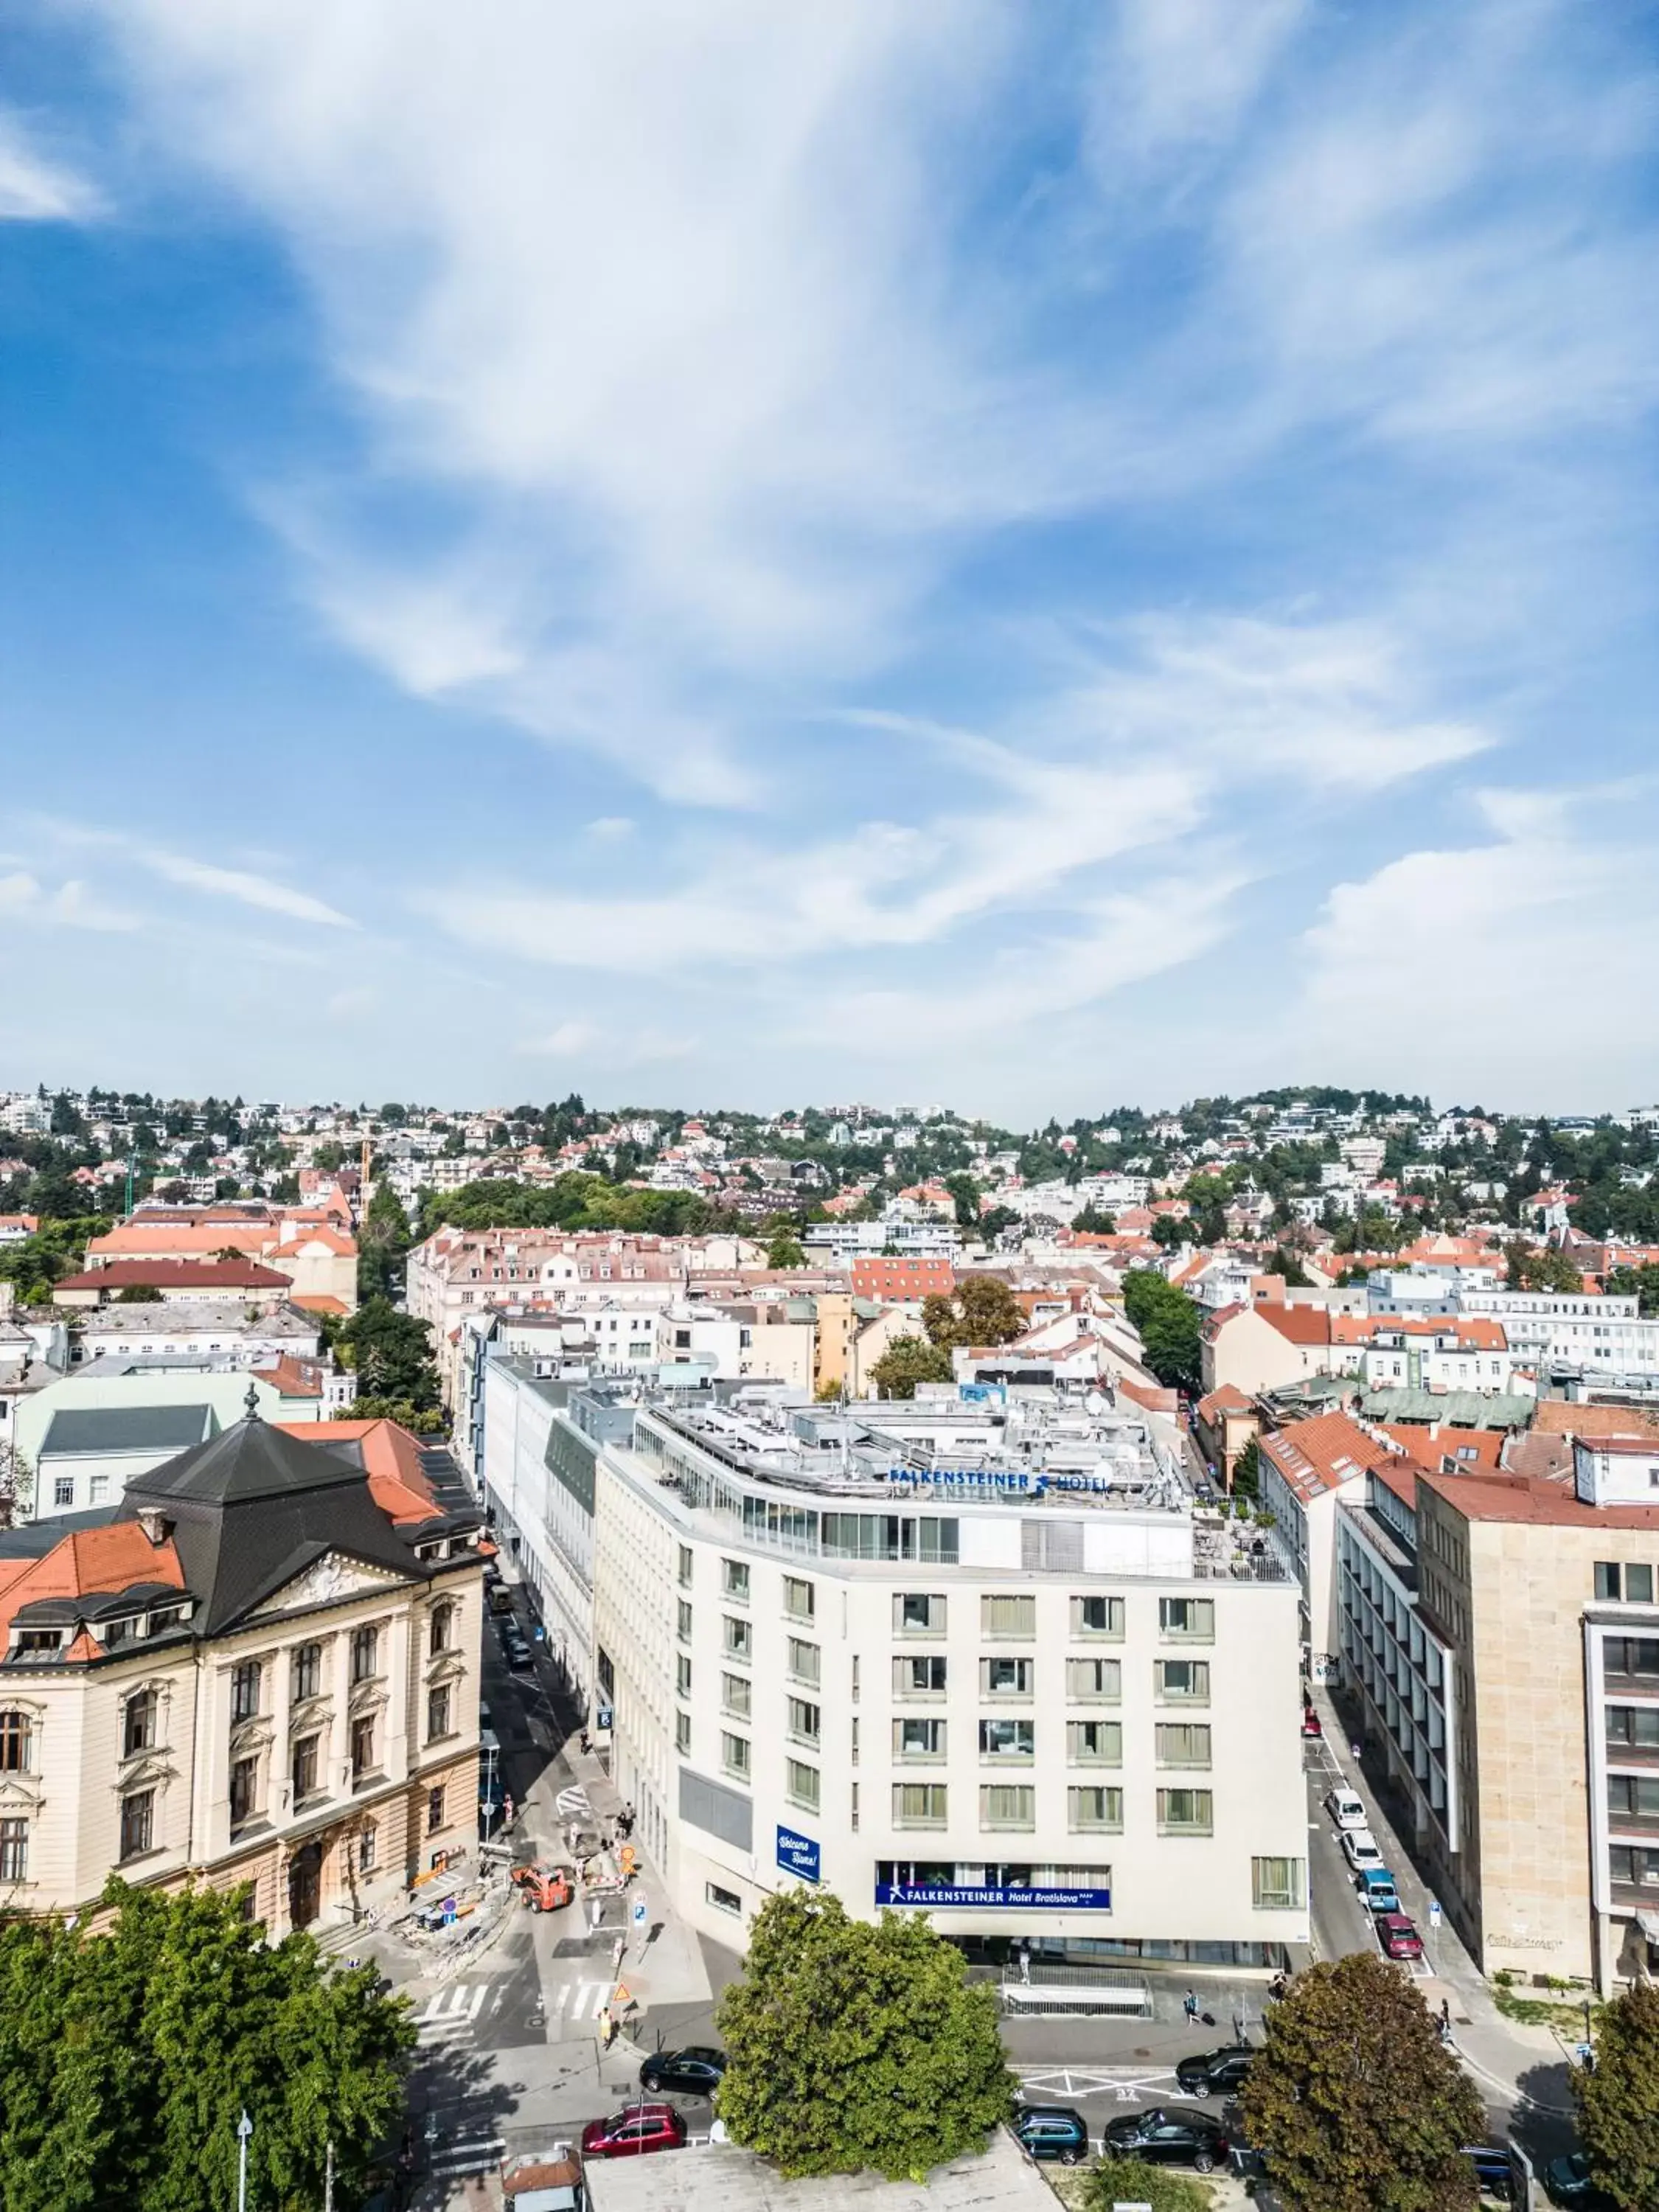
[0, 1508, 119, 1560]
[120, 1412, 453, 1635]
[41, 1404, 217, 1458]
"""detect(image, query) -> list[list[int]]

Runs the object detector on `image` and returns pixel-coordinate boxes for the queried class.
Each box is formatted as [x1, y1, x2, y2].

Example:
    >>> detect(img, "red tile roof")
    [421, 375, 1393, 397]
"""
[54, 1260, 293, 1292]
[1197, 1384, 1253, 1417]
[279, 1418, 438, 1524]
[1426, 1467, 1659, 1531]
[0, 1523, 186, 1648]
[1259, 1411, 1423, 1506]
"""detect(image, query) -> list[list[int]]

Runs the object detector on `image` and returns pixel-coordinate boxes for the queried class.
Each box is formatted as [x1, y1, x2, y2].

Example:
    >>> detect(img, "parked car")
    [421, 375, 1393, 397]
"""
[1354, 1868, 1401, 1915]
[1543, 2152, 1616, 2208]
[1301, 1706, 1323, 1737]
[1102, 2107, 1230, 2174]
[639, 2047, 727, 2096]
[1376, 1912, 1423, 1961]
[1326, 1788, 1367, 1830]
[580, 2104, 687, 2160]
[1011, 2105, 1090, 2163]
[1341, 1826, 1385, 1873]
[1175, 2045, 1255, 2098]
[1461, 2143, 1514, 2199]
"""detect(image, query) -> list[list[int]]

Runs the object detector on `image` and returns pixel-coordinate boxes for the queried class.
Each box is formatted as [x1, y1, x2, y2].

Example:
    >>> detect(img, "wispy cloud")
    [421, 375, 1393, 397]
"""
[0, 872, 142, 932]
[137, 847, 355, 929]
[0, 110, 104, 222]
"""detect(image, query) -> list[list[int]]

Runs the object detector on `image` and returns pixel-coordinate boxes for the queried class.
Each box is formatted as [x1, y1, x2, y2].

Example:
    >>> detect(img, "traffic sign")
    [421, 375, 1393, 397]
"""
[631, 1895, 648, 1929]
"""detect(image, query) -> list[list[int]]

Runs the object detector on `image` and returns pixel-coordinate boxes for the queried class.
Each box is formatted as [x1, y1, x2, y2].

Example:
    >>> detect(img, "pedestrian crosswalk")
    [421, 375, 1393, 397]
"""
[414, 1975, 616, 2051]
[416, 1983, 492, 2044]
[425, 2132, 506, 2180]
[544, 1977, 613, 2024]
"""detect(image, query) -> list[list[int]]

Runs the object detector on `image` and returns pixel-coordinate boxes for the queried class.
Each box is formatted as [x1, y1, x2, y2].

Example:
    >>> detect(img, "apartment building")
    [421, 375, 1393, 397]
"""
[1458, 1287, 1659, 1384]
[1335, 1428, 1659, 1991]
[0, 1408, 484, 1931]
[590, 1390, 1308, 1970]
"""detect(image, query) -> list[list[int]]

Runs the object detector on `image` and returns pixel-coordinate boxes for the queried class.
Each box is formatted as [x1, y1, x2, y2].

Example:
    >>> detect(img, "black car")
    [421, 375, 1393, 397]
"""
[1012, 2105, 1091, 2163]
[1102, 2107, 1230, 2174]
[1175, 2044, 1254, 2097]
[639, 2046, 727, 2096]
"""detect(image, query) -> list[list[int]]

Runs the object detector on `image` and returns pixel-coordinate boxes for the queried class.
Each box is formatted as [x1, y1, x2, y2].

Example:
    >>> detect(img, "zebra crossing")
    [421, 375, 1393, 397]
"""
[414, 1975, 616, 2051]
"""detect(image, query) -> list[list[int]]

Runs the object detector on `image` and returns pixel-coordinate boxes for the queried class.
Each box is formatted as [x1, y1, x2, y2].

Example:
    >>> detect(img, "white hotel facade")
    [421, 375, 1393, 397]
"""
[590, 1391, 1309, 1970]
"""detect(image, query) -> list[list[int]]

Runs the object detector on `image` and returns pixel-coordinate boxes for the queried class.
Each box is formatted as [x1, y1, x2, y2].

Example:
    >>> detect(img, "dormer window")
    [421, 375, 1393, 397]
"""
[147, 1606, 187, 1638]
[12, 1630, 61, 1657]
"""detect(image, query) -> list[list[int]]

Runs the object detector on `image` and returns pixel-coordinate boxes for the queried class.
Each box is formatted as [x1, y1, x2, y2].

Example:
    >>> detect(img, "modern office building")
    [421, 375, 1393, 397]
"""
[589, 1388, 1309, 1971]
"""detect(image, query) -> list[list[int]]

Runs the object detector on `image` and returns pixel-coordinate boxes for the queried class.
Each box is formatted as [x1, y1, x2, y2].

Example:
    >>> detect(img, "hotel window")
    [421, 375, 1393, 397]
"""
[291, 1735, 321, 1802]
[350, 1626, 379, 1683]
[894, 1593, 946, 1635]
[1155, 1660, 1211, 1704]
[1607, 1705, 1659, 1750]
[0, 1817, 27, 1882]
[678, 1545, 694, 1587]
[1252, 1857, 1307, 1910]
[1605, 1638, 1659, 1678]
[894, 1655, 947, 1697]
[0, 1711, 31, 1773]
[981, 1594, 1036, 1639]
[893, 1783, 948, 1829]
[786, 1638, 820, 1688]
[785, 1760, 820, 1814]
[724, 1616, 753, 1662]
[1157, 1787, 1214, 1834]
[1068, 1719, 1122, 1765]
[1158, 1597, 1215, 1642]
[677, 1654, 693, 1697]
[787, 1698, 821, 1747]
[980, 1784, 1035, 1830]
[979, 1717, 1034, 1761]
[426, 1685, 453, 1742]
[1071, 1595, 1124, 1639]
[122, 1691, 158, 1759]
[783, 1576, 815, 1623]
[720, 1671, 749, 1719]
[350, 1714, 378, 1779]
[675, 1710, 692, 1755]
[427, 1785, 445, 1835]
[230, 1756, 258, 1829]
[982, 1656, 1034, 1698]
[1068, 1786, 1124, 1832]
[723, 1559, 750, 1601]
[429, 1604, 455, 1658]
[291, 1642, 323, 1703]
[1609, 1775, 1659, 1819]
[119, 1788, 156, 1861]
[678, 1601, 694, 1643]
[358, 1823, 378, 1874]
[894, 1717, 947, 1761]
[1065, 1658, 1119, 1703]
[721, 1731, 751, 1782]
[1598, 1562, 1657, 1604]
[1155, 1723, 1213, 1769]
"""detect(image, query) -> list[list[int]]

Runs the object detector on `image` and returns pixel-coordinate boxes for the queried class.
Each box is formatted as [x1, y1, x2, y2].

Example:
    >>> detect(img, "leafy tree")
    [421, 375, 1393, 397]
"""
[1231, 1436, 1260, 1500]
[0, 1220, 100, 1307]
[714, 1889, 1015, 2181]
[978, 1205, 1019, 1243]
[1121, 1270, 1202, 1394]
[343, 1395, 447, 1436]
[1573, 1978, 1659, 2210]
[1266, 1247, 1311, 1287]
[334, 1298, 442, 1411]
[1150, 1212, 1188, 1251]
[1070, 1204, 1117, 1235]
[766, 1229, 807, 1269]
[1085, 2157, 1210, 2211]
[357, 1182, 412, 1304]
[0, 1877, 412, 2212]
[869, 1334, 955, 1399]
[943, 1173, 982, 1231]
[1606, 1262, 1659, 1318]
[920, 1276, 1026, 1352]
[114, 1284, 164, 1304]
[1239, 1952, 1484, 2212]
[1505, 1239, 1585, 1293]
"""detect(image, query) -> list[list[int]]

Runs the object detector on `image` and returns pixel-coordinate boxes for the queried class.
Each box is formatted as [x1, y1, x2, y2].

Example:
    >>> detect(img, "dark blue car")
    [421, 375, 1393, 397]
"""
[1012, 2106, 1090, 2163]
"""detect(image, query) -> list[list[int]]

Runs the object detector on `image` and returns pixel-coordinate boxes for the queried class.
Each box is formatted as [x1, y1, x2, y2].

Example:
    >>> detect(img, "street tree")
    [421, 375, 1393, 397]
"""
[714, 1889, 1015, 2181]
[765, 1228, 807, 1269]
[1239, 1952, 1484, 2212]
[920, 1276, 1026, 1352]
[1573, 1979, 1659, 2210]
[1121, 1270, 1203, 1394]
[0, 1878, 412, 2212]
[1505, 1239, 1585, 1293]
[869, 1333, 954, 1399]
[335, 1298, 442, 1411]
[357, 1181, 413, 1303]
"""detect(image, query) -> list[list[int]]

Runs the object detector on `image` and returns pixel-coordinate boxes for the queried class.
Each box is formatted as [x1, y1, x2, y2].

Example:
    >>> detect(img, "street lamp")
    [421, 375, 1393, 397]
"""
[236, 2109, 253, 2212]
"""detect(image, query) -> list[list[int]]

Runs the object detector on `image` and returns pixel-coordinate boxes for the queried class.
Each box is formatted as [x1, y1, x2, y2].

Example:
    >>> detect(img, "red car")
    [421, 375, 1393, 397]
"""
[1377, 1913, 1423, 1961]
[1301, 1707, 1323, 1738]
[580, 2104, 687, 2160]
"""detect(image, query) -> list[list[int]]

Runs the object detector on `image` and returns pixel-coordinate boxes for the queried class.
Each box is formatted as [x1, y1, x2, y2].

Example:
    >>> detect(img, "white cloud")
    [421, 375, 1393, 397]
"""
[136, 847, 355, 928]
[0, 872, 142, 931]
[1298, 788, 1659, 1102]
[1088, 0, 1306, 173]
[0, 111, 104, 221]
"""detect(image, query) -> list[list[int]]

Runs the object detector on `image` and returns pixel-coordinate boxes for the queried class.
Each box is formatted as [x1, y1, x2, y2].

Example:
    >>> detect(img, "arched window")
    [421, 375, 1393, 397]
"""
[429, 1603, 455, 1659]
[0, 1711, 32, 1774]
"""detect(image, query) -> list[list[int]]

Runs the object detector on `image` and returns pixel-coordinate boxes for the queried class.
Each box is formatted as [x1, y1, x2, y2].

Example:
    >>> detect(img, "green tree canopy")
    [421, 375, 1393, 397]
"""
[1085, 2158, 1210, 2212]
[1573, 1978, 1659, 2210]
[1505, 1239, 1585, 1293]
[1605, 1262, 1659, 1317]
[1071, 1204, 1117, 1235]
[1239, 1952, 1484, 2212]
[357, 1181, 412, 1303]
[765, 1229, 807, 1269]
[334, 1298, 442, 1411]
[1121, 1269, 1203, 1394]
[921, 1275, 1027, 1352]
[0, 1877, 412, 2212]
[714, 1889, 1015, 2181]
[869, 1333, 955, 1399]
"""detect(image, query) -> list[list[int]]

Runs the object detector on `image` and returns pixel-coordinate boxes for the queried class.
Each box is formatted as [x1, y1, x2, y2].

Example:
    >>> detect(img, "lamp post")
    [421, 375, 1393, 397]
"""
[236, 2109, 253, 2212]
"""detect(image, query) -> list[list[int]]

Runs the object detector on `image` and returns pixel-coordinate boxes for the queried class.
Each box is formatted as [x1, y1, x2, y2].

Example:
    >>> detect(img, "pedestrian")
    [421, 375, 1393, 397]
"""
[1439, 1998, 1450, 2033]
[1183, 1989, 1199, 2025]
[579, 1728, 591, 1756]
[597, 2004, 613, 2050]
[1017, 1940, 1031, 1984]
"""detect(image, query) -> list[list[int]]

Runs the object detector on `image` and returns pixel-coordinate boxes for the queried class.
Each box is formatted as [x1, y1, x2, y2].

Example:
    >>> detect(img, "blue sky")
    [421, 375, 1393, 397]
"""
[3, 1, 1658, 1120]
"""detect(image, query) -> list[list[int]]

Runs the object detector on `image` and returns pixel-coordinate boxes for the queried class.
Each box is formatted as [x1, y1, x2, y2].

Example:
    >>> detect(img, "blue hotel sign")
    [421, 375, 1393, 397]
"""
[886, 1467, 1123, 1497]
[876, 1881, 1113, 1910]
[776, 1825, 821, 1884]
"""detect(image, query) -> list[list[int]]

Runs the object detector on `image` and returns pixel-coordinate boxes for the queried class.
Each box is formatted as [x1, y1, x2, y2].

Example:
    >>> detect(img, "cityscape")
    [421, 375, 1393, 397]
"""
[1, 1079, 1657, 2207]
[7, 1, 1659, 2208]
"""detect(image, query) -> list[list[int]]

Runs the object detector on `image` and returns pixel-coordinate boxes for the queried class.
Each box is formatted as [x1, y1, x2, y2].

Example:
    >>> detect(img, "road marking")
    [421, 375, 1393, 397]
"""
[427, 2137, 506, 2175]
[555, 1784, 591, 1819]
[1016, 2065, 1178, 2103]
[415, 1983, 492, 2039]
